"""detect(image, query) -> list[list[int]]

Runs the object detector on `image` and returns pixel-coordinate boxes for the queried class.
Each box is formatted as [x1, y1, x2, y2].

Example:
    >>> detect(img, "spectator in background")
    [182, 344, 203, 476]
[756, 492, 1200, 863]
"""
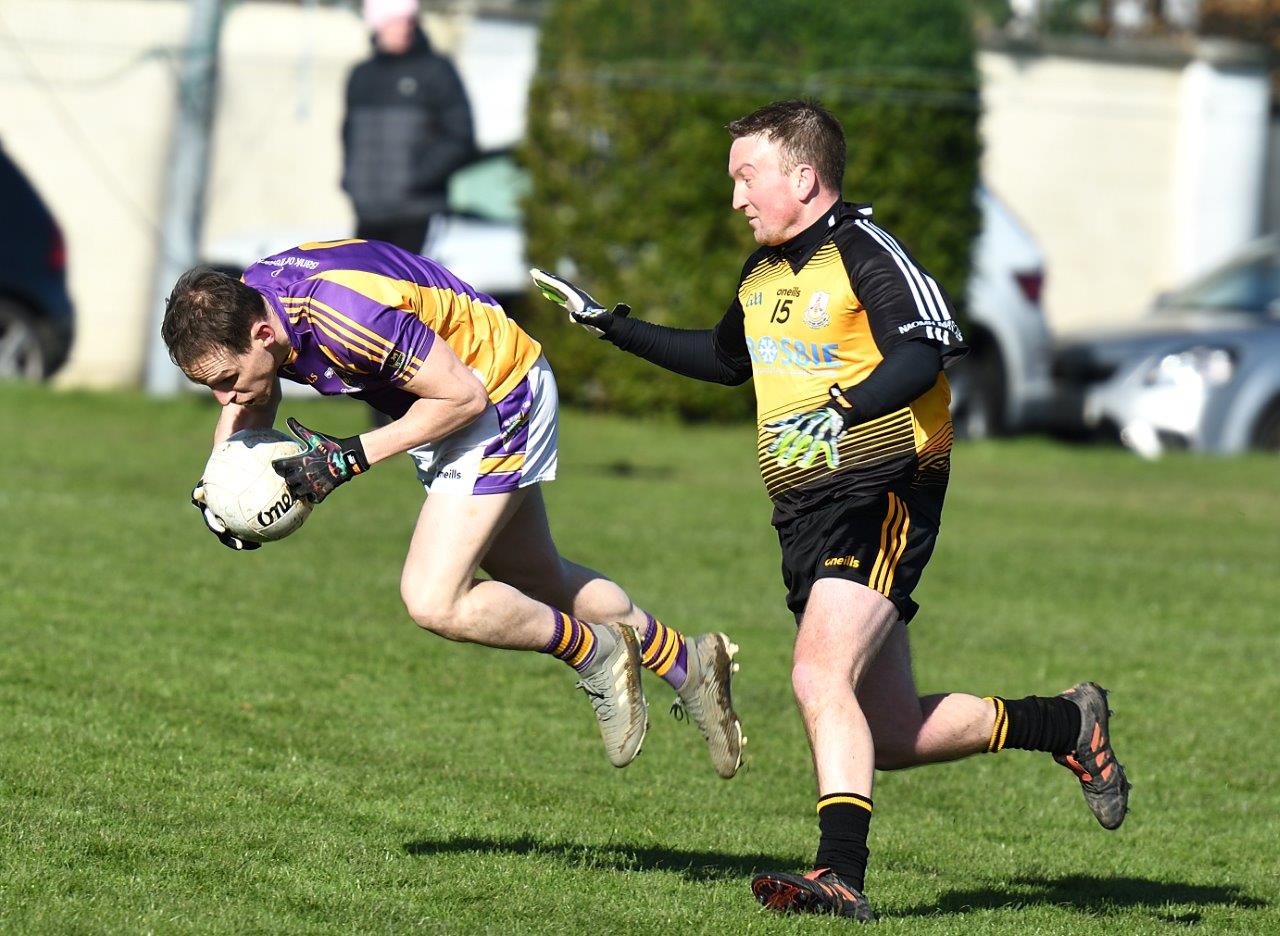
[342, 0, 475, 256]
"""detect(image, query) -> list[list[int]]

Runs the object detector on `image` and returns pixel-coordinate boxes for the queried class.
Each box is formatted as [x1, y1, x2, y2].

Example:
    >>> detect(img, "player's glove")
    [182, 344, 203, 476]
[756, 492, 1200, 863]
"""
[529, 268, 630, 337]
[761, 385, 857, 471]
[191, 480, 261, 551]
[271, 416, 369, 505]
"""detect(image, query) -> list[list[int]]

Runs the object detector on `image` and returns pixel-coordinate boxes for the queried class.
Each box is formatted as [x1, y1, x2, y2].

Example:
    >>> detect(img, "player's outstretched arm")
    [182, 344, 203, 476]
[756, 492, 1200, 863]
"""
[530, 268, 631, 337]
[529, 268, 751, 386]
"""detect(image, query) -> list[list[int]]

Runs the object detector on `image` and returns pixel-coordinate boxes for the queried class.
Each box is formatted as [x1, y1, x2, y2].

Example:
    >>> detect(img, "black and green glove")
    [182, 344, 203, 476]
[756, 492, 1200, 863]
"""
[271, 417, 369, 504]
[529, 268, 630, 337]
[761, 386, 856, 470]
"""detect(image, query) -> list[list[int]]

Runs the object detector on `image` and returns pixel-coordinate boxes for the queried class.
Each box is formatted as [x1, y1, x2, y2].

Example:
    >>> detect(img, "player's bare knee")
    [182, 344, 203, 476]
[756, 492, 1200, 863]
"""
[401, 590, 469, 641]
[791, 659, 850, 713]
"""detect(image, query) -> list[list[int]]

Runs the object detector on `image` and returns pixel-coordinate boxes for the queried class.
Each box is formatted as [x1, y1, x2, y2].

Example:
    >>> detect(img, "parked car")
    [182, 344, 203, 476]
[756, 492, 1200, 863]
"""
[951, 186, 1055, 437]
[1050, 233, 1280, 456]
[0, 141, 75, 379]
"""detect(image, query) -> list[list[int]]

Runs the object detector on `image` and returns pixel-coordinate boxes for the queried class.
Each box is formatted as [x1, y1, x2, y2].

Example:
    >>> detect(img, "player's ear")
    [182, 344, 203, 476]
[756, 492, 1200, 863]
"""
[793, 164, 819, 202]
[250, 316, 275, 347]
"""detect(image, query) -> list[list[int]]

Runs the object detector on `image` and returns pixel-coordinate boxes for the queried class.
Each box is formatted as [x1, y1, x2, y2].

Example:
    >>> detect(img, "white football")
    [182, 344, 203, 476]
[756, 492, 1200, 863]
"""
[202, 428, 312, 543]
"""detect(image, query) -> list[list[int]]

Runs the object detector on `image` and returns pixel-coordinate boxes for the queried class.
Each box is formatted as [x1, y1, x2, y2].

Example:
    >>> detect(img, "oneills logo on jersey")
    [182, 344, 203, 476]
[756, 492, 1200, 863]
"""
[823, 556, 860, 569]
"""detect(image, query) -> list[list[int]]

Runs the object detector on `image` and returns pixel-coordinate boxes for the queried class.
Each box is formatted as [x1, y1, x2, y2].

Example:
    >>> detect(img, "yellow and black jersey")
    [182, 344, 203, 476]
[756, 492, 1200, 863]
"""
[712, 202, 967, 523]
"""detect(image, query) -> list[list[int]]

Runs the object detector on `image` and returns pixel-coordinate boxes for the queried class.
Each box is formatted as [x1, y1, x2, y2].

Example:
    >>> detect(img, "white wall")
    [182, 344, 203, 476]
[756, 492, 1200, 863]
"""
[1172, 53, 1270, 279]
[980, 49, 1184, 332]
[203, 3, 367, 251]
[0, 0, 188, 388]
[979, 42, 1269, 334]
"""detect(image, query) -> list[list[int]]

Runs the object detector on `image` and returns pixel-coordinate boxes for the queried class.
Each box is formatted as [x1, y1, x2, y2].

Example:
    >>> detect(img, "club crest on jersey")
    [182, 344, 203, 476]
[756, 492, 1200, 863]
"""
[383, 349, 407, 374]
[744, 290, 764, 309]
[804, 291, 831, 329]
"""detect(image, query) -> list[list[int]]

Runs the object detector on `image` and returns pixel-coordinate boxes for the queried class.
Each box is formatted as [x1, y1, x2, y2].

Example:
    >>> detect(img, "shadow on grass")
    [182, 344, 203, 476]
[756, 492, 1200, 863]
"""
[897, 875, 1267, 921]
[404, 835, 793, 882]
[579, 459, 676, 480]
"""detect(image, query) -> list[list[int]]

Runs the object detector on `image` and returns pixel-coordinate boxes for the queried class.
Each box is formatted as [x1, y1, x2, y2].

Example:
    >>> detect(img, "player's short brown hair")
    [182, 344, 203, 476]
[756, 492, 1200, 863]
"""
[161, 267, 267, 370]
[727, 99, 846, 193]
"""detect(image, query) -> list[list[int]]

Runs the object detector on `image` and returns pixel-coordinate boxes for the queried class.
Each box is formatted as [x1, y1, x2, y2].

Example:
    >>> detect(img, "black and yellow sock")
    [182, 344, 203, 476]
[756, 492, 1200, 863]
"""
[814, 792, 872, 892]
[984, 695, 1080, 754]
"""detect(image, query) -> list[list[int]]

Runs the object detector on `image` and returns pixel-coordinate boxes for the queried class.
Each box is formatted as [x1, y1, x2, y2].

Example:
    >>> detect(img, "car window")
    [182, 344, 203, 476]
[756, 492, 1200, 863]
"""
[1160, 249, 1280, 315]
[447, 154, 529, 224]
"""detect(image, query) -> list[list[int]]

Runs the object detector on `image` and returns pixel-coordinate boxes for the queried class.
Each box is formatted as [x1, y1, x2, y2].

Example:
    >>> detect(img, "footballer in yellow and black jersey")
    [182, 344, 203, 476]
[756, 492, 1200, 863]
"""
[537, 200, 967, 620]
[709, 202, 966, 522]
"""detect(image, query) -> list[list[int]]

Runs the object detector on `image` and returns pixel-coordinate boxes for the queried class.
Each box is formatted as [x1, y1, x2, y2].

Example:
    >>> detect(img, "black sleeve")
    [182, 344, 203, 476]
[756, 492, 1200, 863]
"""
[414, 59, 476, 191]
[836, 341, 941, 425]
[339, 69, 357, 196]
[844, 224, 968, 368]
[600, 300, 752, 386]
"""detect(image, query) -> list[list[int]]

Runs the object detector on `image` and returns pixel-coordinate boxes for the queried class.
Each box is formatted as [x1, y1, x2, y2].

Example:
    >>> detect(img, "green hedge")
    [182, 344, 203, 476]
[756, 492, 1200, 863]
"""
[520, 0, 980, 420]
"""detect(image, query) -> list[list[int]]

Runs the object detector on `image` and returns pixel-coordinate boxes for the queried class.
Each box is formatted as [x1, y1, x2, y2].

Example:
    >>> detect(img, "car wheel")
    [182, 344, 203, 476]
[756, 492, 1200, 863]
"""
[1251, 399, 1280, 453]
[950, 345, 1007, 440]
[0, 300, 50, 380]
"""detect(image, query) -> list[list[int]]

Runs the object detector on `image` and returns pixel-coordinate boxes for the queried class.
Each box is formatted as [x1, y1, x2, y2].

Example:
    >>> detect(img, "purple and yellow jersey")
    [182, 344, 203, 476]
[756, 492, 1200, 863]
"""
[241, 239, 542, 418]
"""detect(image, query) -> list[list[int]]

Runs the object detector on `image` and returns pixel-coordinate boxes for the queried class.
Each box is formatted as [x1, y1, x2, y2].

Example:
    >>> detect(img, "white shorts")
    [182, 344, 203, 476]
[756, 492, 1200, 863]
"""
[409, 355, 558, 495]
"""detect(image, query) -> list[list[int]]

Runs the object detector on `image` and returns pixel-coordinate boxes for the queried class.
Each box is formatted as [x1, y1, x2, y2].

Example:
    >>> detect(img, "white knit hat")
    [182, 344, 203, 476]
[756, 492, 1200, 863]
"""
[362, 0, 419, 29]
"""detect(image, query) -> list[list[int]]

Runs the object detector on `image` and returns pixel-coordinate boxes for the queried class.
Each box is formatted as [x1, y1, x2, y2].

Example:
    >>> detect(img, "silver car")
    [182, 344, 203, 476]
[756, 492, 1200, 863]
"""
[1052, 234, 1280, 456]
[951, 186, 1055, 437]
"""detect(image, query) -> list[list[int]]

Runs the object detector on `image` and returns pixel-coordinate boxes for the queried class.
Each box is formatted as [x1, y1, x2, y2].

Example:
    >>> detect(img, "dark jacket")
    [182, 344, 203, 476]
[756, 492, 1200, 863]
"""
[341, 26, 475, 222]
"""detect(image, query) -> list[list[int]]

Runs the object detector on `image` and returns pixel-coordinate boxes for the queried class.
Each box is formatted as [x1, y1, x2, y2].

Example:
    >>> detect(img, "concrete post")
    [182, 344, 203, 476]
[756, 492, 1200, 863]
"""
[145, 0, 224, 394]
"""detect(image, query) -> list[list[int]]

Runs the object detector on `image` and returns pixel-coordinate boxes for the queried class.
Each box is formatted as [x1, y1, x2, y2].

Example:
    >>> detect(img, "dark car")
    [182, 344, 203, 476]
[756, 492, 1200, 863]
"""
[0, 141, 74, 379]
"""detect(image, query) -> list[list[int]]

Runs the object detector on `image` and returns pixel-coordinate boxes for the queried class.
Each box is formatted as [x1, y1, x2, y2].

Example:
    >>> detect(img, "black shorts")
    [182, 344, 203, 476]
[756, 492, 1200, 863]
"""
[775, 481, 947, 624]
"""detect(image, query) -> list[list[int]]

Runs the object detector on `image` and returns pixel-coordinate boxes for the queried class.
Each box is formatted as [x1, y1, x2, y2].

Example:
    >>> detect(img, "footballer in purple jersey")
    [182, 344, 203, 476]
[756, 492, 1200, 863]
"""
[160, 240, 743, 778]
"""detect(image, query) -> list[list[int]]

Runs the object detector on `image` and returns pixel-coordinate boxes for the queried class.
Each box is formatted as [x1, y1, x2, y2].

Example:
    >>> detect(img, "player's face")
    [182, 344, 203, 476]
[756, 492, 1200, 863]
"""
[729, 134, 808, 246]
[185, 322, 279, 408]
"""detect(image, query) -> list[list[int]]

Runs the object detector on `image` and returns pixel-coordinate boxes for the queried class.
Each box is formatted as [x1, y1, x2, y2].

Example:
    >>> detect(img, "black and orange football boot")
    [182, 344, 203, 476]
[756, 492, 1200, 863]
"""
[1054, 681, 1131, 830]
[751, 868, 876, 922]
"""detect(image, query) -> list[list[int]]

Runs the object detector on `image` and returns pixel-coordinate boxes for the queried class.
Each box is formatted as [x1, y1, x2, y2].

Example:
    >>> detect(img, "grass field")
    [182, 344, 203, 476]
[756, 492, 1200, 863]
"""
[2, 382, 1278, 934]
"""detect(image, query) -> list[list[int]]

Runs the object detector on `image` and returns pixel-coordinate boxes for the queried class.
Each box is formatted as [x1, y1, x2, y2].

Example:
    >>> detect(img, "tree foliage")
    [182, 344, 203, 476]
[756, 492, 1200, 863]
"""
[521, 0, 981, 419]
